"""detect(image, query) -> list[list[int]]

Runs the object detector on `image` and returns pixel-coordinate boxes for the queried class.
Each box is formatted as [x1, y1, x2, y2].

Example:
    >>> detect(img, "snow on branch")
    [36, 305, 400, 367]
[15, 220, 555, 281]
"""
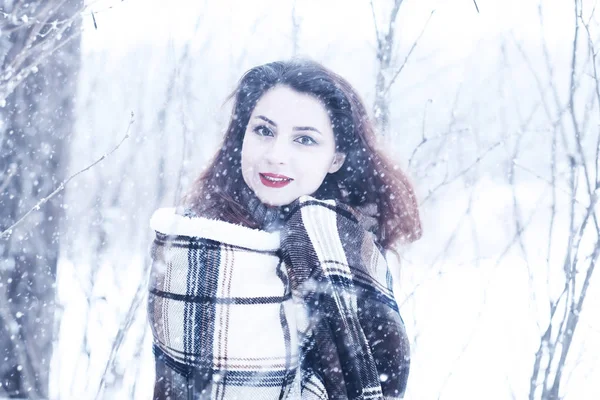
[0, 1, 111, 105]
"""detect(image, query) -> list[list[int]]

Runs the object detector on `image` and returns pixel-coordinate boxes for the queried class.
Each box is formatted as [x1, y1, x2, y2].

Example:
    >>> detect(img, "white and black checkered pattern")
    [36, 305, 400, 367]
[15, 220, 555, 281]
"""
[148, 196, 409, 399]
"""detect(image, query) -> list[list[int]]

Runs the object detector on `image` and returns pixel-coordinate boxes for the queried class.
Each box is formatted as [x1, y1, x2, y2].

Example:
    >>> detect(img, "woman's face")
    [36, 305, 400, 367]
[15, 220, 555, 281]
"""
[241, 85, 346, 207]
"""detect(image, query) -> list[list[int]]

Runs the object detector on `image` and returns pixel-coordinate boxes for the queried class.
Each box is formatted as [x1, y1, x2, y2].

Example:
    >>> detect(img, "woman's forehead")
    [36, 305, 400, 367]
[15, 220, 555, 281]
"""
[251, 86, 332, 129]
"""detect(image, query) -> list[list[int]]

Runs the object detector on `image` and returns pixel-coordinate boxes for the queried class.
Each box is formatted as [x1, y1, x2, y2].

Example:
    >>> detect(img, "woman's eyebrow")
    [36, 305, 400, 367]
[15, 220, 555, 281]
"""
[293, 126, 322, 136]
[256, 115, 322, 136]
[256, 115, 276, 126]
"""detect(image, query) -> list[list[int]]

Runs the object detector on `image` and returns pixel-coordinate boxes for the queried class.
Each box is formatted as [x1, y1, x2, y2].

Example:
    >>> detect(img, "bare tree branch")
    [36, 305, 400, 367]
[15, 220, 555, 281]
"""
[0, 2, 93, 104]
[291, 0, 300, 56]
[369, 0, 381, 47]
[420, 141, 501, 205]
[0, 113, 134, 239]
[0, 162, 16, 194]
[383, 10, 435, 95]
[95, 268, 149, 400]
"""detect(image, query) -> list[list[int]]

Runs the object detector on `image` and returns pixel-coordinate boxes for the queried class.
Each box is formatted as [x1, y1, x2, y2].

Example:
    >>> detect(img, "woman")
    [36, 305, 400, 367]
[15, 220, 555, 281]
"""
[148, 59, 422, 399]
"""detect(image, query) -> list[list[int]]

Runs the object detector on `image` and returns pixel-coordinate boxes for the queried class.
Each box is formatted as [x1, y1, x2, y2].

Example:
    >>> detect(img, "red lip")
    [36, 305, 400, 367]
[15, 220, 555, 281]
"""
[259, 173, 293, 188]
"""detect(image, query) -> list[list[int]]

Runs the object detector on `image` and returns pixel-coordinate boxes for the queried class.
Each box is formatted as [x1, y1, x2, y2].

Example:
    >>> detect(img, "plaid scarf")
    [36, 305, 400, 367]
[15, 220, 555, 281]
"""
[148, 196, 409, 399]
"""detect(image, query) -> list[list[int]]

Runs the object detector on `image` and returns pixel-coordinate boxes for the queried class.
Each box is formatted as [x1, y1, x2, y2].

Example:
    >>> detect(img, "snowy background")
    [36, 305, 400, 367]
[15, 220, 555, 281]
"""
[3, 0, 598, 398]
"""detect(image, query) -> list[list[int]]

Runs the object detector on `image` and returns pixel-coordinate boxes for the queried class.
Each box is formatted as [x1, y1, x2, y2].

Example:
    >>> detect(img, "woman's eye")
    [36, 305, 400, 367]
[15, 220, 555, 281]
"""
[253, 125, 274, 137]
[295, 136, 317, 146]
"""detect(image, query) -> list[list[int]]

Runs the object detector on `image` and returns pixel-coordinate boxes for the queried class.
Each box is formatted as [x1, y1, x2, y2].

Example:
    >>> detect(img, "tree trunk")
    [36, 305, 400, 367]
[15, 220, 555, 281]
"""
[372, 0, 403, 136]
[0, 1, 82, 397]
[374, 48, 391, 135]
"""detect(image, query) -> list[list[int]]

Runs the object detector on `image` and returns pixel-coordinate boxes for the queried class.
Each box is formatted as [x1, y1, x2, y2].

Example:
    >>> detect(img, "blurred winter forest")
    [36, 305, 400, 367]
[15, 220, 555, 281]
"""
[1, 0, 599, 399]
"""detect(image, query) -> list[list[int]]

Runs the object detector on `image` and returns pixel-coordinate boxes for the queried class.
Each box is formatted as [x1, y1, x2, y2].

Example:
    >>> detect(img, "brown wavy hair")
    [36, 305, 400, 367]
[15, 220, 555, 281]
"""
[182, 59, 421, 249]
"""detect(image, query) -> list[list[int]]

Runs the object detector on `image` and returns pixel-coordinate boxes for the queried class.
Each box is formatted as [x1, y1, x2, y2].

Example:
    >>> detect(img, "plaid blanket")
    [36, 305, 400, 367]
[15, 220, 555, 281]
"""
[148, 196, 409, 399]
[282, 196, 409, 400]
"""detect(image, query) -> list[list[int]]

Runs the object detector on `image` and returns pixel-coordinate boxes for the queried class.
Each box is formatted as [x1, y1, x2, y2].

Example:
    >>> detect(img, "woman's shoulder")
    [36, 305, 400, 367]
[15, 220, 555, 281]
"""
[150, 207, 280, 251]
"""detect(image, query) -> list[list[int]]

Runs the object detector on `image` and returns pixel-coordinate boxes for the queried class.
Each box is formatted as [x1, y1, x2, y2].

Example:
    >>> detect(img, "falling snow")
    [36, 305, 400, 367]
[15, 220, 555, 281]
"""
[0, 0, 599, 399]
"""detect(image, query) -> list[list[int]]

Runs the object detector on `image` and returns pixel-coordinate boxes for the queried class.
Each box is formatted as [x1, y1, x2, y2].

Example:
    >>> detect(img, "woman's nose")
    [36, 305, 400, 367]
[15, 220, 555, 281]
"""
[265, 137, 289, 165]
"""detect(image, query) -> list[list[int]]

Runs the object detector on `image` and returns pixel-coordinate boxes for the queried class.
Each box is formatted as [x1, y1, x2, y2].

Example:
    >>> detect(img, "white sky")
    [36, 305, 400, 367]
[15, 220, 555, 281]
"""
[81, 0, 579, 53]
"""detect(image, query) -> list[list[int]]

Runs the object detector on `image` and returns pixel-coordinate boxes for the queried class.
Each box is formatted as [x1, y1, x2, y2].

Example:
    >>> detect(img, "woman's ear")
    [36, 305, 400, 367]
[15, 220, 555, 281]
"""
[328, 152, 346, 174]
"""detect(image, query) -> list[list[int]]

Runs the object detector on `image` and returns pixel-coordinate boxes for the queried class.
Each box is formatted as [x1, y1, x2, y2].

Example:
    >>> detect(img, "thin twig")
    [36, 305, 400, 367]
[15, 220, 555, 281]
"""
[383, 10, 434, 95]
[512, 161, 585, 207]
[94, 272, 148, 400]
[369, 0, 381, 47]
[581, 10, 600, 188]
[0, 164, 17, 194]
[0, 113, 134, 239]
[420, 141, 501, 205]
